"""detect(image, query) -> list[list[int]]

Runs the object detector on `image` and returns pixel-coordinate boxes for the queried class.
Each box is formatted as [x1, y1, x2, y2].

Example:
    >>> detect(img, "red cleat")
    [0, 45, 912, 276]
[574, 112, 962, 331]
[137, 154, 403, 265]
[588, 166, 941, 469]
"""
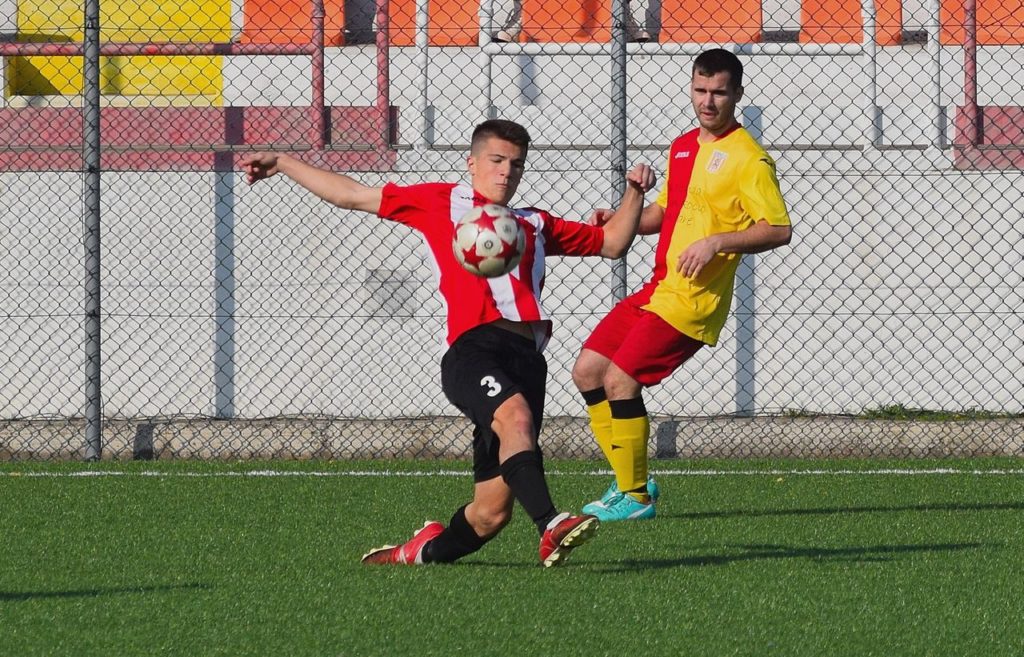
[361, 521, 445, 565]
[539, 513, 599, 567]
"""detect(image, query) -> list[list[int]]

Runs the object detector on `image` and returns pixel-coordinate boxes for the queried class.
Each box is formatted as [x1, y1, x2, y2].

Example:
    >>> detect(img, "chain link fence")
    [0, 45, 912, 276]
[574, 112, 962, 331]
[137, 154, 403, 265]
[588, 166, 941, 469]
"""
[1, 0, 1022, 460]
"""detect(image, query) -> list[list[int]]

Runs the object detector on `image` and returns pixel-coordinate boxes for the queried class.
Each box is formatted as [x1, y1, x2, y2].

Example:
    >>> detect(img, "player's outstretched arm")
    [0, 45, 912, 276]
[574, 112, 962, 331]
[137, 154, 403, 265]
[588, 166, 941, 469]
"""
[587, 198, 663, 236]
[597, 163, 657, 258]
[240, 152, 383, 215]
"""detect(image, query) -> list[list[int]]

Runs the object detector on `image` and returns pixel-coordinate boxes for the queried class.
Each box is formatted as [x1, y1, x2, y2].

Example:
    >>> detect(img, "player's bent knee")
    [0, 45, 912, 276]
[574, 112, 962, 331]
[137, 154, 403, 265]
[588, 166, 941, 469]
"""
[603, 366, 641, 400]
[490, 396, 534, 441]
[572, 350, 608, 390]
[570, 360, 591, 388]
[490, 415, 533, 443]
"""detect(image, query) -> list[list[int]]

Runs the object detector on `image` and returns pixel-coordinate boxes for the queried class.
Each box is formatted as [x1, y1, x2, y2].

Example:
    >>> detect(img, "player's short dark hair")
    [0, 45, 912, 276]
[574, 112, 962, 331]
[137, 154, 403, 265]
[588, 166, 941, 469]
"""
[693, 48, 744, 90]
[471, 119, 531, 152]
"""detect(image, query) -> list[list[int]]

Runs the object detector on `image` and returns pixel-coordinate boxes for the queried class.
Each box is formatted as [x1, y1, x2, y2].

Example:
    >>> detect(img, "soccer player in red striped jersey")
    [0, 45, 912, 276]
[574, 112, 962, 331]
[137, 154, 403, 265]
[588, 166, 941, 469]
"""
[241, 119, 656, 566]
[573, 49, 793, 522]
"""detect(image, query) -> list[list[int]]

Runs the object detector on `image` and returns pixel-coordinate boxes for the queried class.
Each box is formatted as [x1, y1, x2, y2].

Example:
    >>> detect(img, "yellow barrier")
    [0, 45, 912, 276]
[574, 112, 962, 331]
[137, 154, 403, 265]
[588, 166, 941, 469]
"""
[10, 0, 229, 98]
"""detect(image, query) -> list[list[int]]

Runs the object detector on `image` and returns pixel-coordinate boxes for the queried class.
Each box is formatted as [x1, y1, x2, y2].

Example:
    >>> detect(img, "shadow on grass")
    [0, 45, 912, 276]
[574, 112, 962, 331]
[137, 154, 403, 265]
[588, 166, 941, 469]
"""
[663, 501, 1024, 521]
[594, 542, 987, 571]
[0, 582, 212, 602]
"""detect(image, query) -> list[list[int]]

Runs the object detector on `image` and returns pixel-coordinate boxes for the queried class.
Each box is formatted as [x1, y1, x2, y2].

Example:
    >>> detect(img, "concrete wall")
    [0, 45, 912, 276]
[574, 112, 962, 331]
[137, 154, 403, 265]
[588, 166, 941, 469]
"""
[0, 0, 14, 35]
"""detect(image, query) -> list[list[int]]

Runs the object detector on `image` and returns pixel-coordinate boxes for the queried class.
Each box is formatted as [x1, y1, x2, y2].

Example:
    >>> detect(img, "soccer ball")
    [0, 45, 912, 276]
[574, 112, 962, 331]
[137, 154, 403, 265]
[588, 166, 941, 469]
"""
[452, 204, 525, 278]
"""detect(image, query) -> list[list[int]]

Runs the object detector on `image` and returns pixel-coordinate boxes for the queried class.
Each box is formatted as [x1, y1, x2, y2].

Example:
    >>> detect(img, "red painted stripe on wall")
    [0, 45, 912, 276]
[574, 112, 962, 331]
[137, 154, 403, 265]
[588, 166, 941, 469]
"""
[0, 106, 392, 149]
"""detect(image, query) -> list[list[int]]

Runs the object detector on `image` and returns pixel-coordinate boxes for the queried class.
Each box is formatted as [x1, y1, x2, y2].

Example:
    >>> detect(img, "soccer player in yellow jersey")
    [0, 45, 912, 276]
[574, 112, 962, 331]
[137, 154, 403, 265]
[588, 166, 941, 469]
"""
[572, 48, 792, 521]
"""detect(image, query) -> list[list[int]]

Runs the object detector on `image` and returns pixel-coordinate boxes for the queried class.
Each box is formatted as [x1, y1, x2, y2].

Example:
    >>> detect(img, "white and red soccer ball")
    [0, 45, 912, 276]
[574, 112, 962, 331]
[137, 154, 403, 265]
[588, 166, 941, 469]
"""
[452, 204, 525, 278]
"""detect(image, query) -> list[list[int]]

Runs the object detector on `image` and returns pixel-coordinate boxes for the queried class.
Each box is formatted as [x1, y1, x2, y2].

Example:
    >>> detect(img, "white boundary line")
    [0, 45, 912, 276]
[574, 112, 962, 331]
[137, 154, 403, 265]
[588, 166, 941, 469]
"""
[3, 468, 1024, 478]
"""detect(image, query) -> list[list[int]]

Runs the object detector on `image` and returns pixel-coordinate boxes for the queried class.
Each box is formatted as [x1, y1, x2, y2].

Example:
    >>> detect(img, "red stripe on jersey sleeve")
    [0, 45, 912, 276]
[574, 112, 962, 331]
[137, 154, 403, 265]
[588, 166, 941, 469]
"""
[377, 182, 458, 228]
[534, 210, 605, 257]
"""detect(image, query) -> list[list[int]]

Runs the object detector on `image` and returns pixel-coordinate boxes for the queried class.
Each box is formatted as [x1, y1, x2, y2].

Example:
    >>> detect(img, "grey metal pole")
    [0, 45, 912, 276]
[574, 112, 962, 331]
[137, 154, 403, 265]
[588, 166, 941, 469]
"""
[213, 171, 237, 419]
[609, 0, 628, 301]
[734, 256, 756, 416]
[926, 0, 944, 151]
[82, 0, 102, 460]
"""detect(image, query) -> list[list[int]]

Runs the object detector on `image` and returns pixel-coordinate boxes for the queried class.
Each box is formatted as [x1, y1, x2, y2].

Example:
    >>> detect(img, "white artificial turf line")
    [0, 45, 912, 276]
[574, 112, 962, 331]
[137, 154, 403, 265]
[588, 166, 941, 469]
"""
[3, 468, 1024, 477]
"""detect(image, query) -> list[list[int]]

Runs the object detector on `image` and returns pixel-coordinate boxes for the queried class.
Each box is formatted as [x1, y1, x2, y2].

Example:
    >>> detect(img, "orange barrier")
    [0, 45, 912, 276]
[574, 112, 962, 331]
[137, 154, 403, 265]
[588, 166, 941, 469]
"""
[240, 0, 345, 45]
[389, 0, 479, 45]
[941, 0, 1024, 44]
[660, 0, 763, 43]
[799, 0, 902, 44]
[517, 0, 612, 42]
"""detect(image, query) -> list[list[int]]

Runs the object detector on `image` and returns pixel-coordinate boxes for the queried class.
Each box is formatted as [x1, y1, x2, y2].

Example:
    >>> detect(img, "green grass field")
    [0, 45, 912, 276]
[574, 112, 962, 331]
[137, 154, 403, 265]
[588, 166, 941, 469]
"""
[3, 459, 1023, 656]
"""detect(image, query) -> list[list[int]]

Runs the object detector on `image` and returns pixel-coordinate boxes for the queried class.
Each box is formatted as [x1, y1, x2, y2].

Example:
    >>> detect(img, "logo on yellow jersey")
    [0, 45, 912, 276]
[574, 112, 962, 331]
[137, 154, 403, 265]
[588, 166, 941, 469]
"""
[707, 150, 728, 173]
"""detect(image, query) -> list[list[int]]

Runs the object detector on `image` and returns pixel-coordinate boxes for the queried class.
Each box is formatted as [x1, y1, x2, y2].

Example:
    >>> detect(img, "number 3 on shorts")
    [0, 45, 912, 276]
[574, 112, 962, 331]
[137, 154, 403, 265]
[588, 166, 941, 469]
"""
[480, 375, 502, 397]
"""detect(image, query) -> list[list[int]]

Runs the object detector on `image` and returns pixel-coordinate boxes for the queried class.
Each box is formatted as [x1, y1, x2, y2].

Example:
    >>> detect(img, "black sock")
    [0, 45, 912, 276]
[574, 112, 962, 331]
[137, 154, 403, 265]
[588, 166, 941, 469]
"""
[422, 505, 489, 564]
[500, 450, 558, 534]
[580, 387, 607, 406]
[608, 396, 647, 419]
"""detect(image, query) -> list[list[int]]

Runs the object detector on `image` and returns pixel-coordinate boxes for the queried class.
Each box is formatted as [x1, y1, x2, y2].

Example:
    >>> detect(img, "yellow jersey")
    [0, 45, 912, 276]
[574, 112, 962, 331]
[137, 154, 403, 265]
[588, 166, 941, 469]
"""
[635, 125, 790, 346]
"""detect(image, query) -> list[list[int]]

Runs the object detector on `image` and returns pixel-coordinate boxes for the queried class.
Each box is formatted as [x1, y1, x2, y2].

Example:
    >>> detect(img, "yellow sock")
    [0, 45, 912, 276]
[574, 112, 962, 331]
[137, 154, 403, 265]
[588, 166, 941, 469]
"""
[586, 399, 614, 464]
[609, 414, 650, 495]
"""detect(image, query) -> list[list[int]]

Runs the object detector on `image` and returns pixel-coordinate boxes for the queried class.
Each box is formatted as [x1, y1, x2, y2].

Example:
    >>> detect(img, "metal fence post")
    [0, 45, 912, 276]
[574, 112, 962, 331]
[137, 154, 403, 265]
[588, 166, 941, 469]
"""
[82, 0, 103, 460]
[610, 0, 628, 301]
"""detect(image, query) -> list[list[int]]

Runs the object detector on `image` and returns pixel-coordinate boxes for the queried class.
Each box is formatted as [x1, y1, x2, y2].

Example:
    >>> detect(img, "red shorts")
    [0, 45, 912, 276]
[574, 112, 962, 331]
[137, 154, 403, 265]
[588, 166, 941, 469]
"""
[583, 295, 704, 386]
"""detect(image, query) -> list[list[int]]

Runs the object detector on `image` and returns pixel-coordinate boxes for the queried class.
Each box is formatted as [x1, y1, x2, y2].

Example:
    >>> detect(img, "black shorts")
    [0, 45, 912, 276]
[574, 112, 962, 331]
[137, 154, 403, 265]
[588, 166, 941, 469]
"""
[441, 324, 547, 482]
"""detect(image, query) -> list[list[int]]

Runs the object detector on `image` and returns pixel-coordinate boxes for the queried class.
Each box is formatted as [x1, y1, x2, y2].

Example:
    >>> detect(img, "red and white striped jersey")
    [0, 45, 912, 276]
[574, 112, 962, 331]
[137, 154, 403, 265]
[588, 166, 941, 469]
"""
[377, 181, 605, 350]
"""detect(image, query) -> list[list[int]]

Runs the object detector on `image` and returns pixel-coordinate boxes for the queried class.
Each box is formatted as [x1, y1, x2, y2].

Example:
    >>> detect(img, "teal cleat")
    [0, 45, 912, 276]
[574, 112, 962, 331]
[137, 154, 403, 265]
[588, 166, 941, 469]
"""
[587, 491, 656, 522]
[582, 475, 660, 515]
